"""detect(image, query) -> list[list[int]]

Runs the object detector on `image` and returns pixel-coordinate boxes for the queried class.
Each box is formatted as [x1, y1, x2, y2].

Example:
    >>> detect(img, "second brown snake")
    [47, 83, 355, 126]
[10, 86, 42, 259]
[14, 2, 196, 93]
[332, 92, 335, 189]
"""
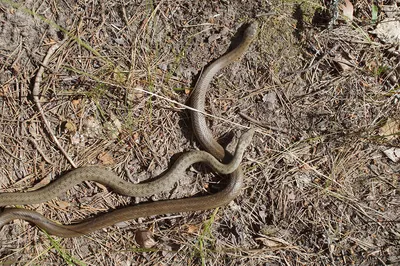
[0, 21, 258, 237]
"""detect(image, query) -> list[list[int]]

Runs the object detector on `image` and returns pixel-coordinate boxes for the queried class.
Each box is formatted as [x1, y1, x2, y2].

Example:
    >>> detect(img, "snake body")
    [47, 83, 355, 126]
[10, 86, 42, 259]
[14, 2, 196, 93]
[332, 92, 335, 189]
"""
[191, 22, 258, 159]
[0, 22, 258, 237]
[0, 129, 254, 206]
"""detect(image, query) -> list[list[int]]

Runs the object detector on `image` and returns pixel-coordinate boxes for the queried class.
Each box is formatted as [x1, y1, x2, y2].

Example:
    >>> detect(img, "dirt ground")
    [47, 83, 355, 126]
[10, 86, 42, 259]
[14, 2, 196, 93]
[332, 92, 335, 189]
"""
[0, 0, 399, 265]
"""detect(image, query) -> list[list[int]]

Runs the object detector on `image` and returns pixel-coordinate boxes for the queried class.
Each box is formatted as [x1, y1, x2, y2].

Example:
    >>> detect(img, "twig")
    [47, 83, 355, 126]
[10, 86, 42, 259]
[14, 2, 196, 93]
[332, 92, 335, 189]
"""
[28, 137, 55, 165]
[239, 112, 288, 134]
[32, 38, 77, 168]
[96, 79, 253, 131]
[0, 141, 21, 161]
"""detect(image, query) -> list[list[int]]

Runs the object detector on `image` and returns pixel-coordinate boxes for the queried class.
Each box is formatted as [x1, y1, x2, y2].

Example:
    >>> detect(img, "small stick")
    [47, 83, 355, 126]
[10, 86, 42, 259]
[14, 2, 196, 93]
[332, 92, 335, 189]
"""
[32, 38, 77, 168]
[28, 138, 55, 165]
[239, 112, 288, 134]
[0, 141, 21, 161]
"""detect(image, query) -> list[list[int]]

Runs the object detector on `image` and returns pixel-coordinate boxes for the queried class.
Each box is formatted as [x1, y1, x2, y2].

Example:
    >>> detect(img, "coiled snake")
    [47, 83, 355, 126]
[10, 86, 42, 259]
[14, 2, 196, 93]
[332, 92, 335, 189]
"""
[0, 22, 258, 237]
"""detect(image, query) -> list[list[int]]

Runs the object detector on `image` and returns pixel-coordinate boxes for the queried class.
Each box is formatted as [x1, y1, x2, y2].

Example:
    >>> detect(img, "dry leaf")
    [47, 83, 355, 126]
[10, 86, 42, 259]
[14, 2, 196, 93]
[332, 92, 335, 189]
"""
[341, 0, 354, 21]
[379, 118, 400, 140]
[55, 200, 71, 209]
[135, 229, 156, 248]
[96, 182, 108, 191]
[0, 85, 9, 96]
[38, 161, 46, 173]
[98, 151, 114, 165]
[29, 176, 51, 191]
[45, 39, 57, 45]
[64, 120, 77, 133]
[104, 121, 119, 140]
[83, 116, 102, 138]
[127, 87, 144, 102]
[334, 53, 354, 72]
[71, 98, 81, 107]
[11, 63, 20, 73]
[383, 148, 400, 163]
[113, 118, 122, 132]
[255, 237, 282, 247]
[222, 101, 229, 112]
[186, 224, 200, 234]
[70, 132, 82, 145]
[132, 132, 140, 143]
[371, 18, 400, 44]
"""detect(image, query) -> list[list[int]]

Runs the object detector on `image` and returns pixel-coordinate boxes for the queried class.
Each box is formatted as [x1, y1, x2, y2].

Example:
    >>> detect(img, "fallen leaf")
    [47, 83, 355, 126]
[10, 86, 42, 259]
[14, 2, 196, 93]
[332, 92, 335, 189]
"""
[104, 121, 119, 140]
[379, 118, 400, 140]
[185, 224, 200, 234]
[71, 98, 81, 107]
[29, 176, 51, 191]
[98, 151, 114, 165]
[383, 148, 400, 163]
[39, 161, 46, 173]
[371, 18, 400, 44]
[0, 85, 9, 96]
[263, 91, 278, 110]
[96, 182, 108, 191]
[135, 229, 156, 248]
[83, 116, 102, 138]
[222, 101, 229, 112]
[334, 53, 354, 72]
[70, 132, 83, 145]
[45, 39, 57, 45]
[113, 118, 122, 132]
[55, 200, 71, 209]
[11, 63, 20, 73]
[254, 237, 282, 247]
[63, 120, 77, 133]
[127, 86, 144, 102]
[132, 132, 140, 143]
[341, 0, 354, 21]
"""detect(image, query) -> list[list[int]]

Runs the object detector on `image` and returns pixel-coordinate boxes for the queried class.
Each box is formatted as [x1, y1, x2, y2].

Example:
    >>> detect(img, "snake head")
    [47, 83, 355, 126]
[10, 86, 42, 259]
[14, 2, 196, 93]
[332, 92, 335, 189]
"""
[239, 128, 255, 149]
[244, 21, 259, 39]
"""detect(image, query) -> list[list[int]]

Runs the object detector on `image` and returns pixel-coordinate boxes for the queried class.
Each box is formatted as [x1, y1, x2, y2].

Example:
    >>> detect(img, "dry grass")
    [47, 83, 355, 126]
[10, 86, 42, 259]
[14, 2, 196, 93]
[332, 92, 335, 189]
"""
[0, 0, 399, 265]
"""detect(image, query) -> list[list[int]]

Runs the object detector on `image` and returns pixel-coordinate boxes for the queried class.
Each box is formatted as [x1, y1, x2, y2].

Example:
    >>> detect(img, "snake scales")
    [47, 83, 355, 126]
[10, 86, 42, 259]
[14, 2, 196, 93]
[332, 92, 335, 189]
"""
[0, 21, 258, 237]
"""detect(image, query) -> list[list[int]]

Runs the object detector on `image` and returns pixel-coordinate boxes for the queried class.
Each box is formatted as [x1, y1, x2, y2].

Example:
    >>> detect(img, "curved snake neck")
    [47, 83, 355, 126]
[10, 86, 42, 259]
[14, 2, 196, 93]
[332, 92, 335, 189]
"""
[0, 22, 258, 237]
[191, 21, 258, 160]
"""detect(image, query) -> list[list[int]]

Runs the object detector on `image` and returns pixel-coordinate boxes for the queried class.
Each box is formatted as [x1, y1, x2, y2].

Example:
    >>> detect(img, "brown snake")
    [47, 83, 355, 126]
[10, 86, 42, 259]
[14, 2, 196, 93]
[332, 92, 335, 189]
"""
[0, 22, 258, 237]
